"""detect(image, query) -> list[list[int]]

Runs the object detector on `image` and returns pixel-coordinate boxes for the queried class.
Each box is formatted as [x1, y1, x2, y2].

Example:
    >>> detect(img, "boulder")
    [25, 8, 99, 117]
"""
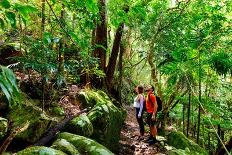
[51, 138, 80, 155]
[7, 98, 60, 143]
[64, 114, 93, 137]
[167, 131, 207, 155]
[16, 146, 67, 155]
[58, 132, 114, 155]
[82, 90, 126, 152]
[0, 117, 8, 139]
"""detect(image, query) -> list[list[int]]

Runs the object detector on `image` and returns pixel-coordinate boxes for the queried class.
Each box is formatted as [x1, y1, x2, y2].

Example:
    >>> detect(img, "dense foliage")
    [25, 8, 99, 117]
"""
[0, 0, 231, 154]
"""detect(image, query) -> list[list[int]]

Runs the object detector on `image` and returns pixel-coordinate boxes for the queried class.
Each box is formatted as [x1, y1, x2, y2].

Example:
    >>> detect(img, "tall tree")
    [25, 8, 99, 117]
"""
[94, 0, 107, 71]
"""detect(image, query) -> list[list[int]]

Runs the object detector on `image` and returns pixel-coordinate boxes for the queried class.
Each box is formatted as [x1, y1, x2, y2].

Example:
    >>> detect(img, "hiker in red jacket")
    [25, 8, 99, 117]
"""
[145, 85, 158, 144]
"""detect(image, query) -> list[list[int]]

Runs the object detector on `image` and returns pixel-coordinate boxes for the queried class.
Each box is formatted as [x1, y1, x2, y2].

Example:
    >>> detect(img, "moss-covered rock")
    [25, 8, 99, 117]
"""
[0, 117, 8, 139]
[85, 90, 126, 152]
[16, 146, 67, 155]
[7, 98, 60, 143]
[168, 148, 192, 155]
[51, 138, 80, 155]
[58, 132, 114, 155]
[64, 114, 93, 137]
[167, 131, 207, 155]
[53, 106, 65, 116]
[77, 90, 111, 108]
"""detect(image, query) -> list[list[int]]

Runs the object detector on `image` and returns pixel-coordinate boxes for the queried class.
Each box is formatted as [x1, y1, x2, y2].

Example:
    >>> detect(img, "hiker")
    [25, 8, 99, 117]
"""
[133, 85, 145, 139]
[145, 85, 158, 144]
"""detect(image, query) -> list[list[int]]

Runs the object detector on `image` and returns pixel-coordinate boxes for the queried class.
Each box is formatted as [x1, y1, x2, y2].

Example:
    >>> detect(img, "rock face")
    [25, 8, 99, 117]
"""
[0, 117, 8, 139]
[16, 146, 67, 155]
[51, 139, 80, 155]
[64, 114, 93, 137]
[76, 90, 126, 152]
[167, 131, 207, 155]
[7, 98, 59, 143]
[58, 132, 114, 155]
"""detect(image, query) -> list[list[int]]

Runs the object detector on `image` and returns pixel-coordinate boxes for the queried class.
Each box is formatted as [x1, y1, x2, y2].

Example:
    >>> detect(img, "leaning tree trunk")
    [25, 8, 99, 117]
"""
[118, 43, 124, 105]
[106, 23, 124, 90]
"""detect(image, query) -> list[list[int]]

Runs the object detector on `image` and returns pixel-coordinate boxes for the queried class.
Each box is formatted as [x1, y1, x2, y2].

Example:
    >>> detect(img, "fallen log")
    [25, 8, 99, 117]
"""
[34, 109, 88, 146]
[0, 121, 29, 154]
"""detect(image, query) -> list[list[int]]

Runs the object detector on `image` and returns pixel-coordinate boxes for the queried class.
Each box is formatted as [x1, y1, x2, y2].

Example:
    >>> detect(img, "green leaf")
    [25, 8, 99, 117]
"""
[15, 4, 38, 20]
[50, 0, 56, 4]
[0, 0, 11, 9]
[5, 11, 16, 28]
[0, 66, 22, 107]
[0, 18, 4, 29]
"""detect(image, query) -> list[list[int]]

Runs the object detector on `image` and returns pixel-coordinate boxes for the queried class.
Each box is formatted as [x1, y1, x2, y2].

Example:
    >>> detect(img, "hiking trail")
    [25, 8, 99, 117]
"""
[118, 106, 168, 155]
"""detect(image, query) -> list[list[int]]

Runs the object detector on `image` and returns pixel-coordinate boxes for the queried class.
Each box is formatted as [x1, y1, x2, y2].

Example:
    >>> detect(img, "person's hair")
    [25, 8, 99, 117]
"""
[151, 85, 154, 92]
[146, 85, 154, 92]
[137, 85, 144, 94]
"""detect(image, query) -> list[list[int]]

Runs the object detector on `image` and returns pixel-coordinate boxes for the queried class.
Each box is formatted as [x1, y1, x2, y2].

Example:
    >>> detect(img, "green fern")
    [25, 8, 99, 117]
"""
[0, 65, 22, 107]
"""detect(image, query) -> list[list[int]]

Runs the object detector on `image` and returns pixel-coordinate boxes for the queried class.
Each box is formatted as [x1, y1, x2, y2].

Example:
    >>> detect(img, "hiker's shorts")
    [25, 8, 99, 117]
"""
[146, 113, 157, 127]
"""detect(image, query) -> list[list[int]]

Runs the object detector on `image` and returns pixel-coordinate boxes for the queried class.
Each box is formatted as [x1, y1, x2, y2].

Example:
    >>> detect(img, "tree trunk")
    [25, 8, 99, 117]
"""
[208, 132, 210, 149]
[197, 50, 201, 144]
[118, 43, 124, 105]
[41, 0, 46, 112]
[182, 103, 185, 134]
[57, 4, 65, 77]
[217, 124, 221, 148]
[94, 0, 107, 71]
[41, 0, 45, 39]
[106, 23, 124, 88]
[187, 91, 191, 137]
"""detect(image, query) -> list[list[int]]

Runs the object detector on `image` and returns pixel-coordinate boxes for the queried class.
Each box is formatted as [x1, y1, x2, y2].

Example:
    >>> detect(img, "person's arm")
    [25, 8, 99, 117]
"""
[138, 95, 144, 118]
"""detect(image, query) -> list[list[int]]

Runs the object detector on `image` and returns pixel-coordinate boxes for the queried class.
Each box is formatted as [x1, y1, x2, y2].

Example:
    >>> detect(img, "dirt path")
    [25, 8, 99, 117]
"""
[118, 106, 167, 155]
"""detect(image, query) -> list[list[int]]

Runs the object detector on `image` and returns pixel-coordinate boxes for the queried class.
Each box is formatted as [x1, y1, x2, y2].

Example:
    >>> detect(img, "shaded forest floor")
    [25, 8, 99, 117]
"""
[118, 106, 168, 155]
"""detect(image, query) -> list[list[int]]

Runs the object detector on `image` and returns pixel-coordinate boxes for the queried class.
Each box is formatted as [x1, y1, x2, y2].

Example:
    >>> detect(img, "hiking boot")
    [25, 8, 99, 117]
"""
[145, 136, 153, 142]
[147, 138, 158, 145]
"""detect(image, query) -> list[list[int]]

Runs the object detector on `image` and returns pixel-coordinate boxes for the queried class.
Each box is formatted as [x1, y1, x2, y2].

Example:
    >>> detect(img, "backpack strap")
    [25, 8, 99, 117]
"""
[148, 93, 154, 105]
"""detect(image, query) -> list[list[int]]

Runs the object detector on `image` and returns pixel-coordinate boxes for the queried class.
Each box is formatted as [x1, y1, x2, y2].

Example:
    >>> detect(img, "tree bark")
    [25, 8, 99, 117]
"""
[58, 4, 65, 76]
[94, 0, 107, 71]
[182, 103, 185, 134]
[187, 91, 191, 137]
[106, 23, 124, 87]
[41, 0, 46, 112]
[118, 43, 124, 105]
[41, 0, 45, 39]
[197, 50, 201, 144]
